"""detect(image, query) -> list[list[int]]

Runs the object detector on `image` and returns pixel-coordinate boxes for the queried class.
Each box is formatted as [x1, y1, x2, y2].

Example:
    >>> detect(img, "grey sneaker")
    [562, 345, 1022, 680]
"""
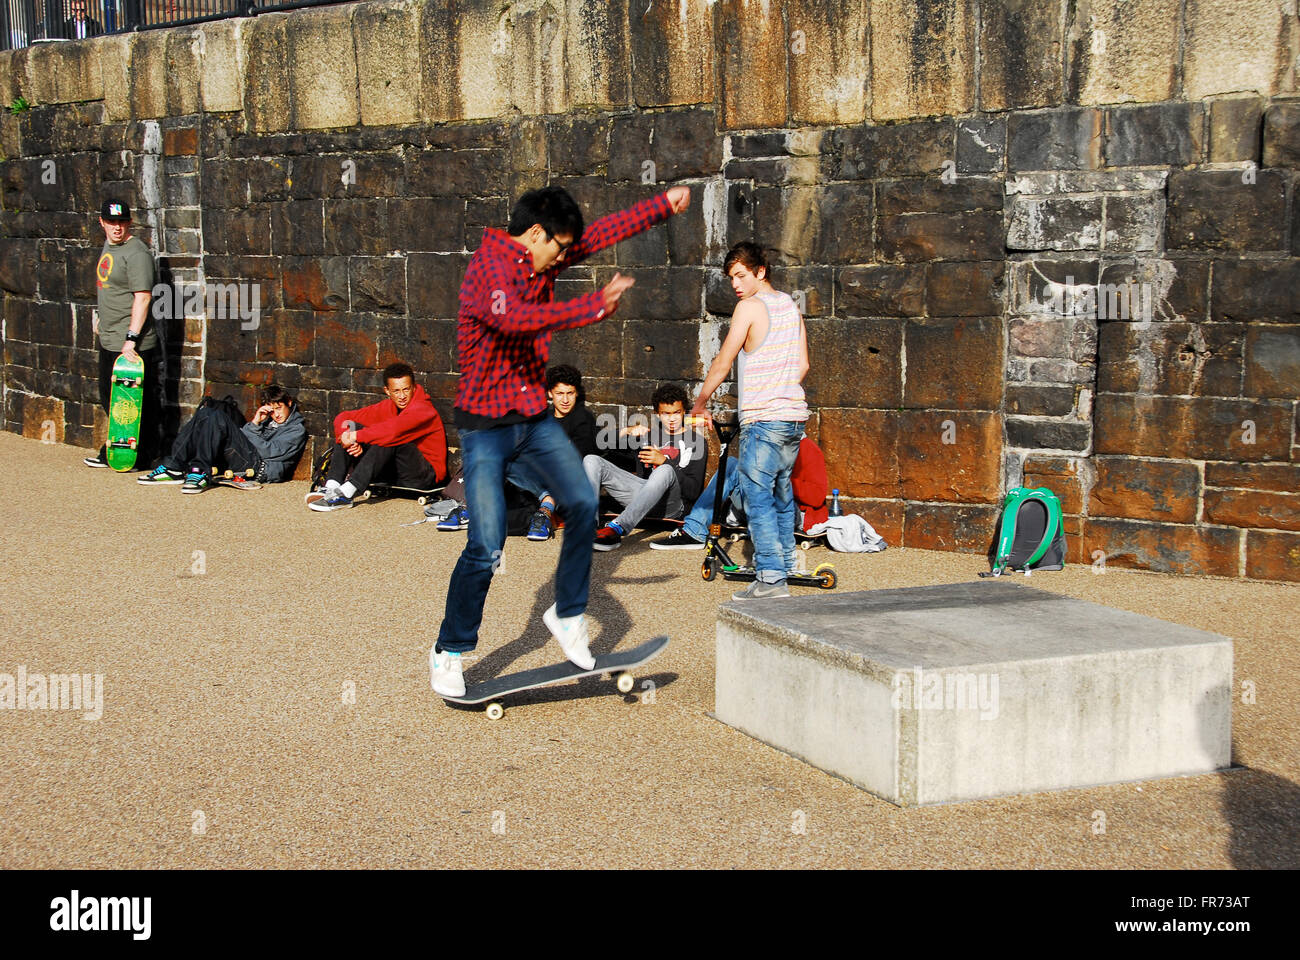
[731, 580, 791, 601]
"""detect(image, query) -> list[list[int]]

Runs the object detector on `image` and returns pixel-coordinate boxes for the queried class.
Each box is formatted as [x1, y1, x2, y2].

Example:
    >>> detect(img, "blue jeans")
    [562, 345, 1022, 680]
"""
[737, 420, 804, 584]
[683, 457, 741, 542]
[436, 416, 598, 653]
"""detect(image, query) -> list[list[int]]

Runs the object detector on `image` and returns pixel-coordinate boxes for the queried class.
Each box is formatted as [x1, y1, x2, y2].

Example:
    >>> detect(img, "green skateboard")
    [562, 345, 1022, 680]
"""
[106, 354, 145, 472]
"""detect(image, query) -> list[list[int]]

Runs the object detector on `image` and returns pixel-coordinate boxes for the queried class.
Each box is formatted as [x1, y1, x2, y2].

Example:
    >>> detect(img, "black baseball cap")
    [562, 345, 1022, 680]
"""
[101, 199, 131, 221]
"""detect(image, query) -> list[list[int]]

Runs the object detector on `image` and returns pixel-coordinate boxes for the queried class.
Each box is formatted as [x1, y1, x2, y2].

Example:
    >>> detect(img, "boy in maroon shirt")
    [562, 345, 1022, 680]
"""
[430, 184, 691, 698]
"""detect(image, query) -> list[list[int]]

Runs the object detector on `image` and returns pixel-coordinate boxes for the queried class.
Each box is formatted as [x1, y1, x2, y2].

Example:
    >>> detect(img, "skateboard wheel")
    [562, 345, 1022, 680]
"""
[417, 496, 429, 505]
[616, 672, 635, 694]
[701, 560, 716, 582]
[800, 541, 812, 551]
[485, 703, 505, 721]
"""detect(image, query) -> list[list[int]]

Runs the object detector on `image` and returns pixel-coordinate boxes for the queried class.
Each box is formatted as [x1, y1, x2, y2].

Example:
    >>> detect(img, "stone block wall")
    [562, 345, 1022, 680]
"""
[1, 0, 1298, 580]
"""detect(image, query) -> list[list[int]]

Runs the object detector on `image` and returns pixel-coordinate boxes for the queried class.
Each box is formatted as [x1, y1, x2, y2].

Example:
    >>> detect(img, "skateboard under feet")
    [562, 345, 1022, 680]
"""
[441, 635, 670, 720]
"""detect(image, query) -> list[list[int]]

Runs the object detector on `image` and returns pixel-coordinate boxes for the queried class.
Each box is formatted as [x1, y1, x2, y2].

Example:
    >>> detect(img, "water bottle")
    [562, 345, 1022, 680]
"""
[829, 489, 843, 517]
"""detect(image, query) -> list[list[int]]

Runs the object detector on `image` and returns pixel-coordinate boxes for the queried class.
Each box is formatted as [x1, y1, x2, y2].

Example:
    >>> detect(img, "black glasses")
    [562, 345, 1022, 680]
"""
[545, 231, 573, 254]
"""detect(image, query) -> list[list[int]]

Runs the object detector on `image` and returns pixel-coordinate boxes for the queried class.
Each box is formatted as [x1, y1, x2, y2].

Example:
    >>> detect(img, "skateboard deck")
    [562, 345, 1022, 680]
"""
[212, 468, 261, 490]
[362, 481, 446, 505]
[442, 635, 669, 719]
[106, 354, 145, 471]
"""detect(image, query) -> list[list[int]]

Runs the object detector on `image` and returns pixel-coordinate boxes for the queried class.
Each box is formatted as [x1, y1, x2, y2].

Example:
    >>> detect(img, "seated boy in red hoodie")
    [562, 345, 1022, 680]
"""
[309, 362, 448, 512]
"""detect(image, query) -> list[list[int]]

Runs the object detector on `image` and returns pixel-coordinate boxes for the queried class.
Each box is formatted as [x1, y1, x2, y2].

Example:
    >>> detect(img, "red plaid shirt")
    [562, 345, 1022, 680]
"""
[454, 192, 675, 419]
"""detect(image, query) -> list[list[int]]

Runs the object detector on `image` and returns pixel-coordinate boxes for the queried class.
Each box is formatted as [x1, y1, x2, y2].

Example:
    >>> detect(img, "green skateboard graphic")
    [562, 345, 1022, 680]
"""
[106, 354, 145, 472]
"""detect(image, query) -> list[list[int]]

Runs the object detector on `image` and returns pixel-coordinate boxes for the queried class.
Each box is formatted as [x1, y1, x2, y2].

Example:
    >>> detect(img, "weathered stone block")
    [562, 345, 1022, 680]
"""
[1263, 102, 1300, 168]
[1099, 258, 1207, 323]
[281, 257, 349, 313]
[165, 30, 202, 117]
[1021, 455, 1085, 514]
[956, 116, 1006, 174]
[898, 410, 1001, 502]
[1246, 531, 1300, 581]
[717, 0, 788, 129]
[803, 318, 903, 408]
[1185, 0, 1294, 100]
[1106, 102, 1204, 167]
[1094, 395, 1292, 461]
[406, 148, 506, 198]
[629, 0, 714, 107]
[349, 257, 407, 314]
[904, 317, 1003, 410]
[1007, 108, 1103, 171]
[979, 0, 1062, 111]
[877, 177, 1001, 216]
[1006, 196, 1103, 252]
[1008, 316, 1070, 358]
[818, 409, 901, 499]
[548, 115, 611, 177]
[1204, 489, 1300, 531]
[1007, 385, 1077, 419]
[600, 266, 702, 321]
[1244, 325, 1300, 399]
[1005, 418, 1090, 452]
[199, 18, 243, 113]
[830, 119, 954, 180]
[257, 310, 317, 366]
[1209, 96, 1263, 163]
[313, 315, 380, 369]
[354, 1, 422, 127]
[621, 320, 704, 380]
[926, 260, 1003, 317]
[836, 265, 923, 318]
[407, 253, 471, 318]
[128, 29, 169, 120]
[880, 211, 1003, 262]
[904, 502, 998, 553]
[271, 200, 327, 257]
[1097, 322, 1243, 397]
[1065, 0, 1180, 105]
[1089, 456, 1199, 523]
[289, 6, 360, 130]
[1086, 519, 1239, 578]
[52, 36, 104, 105]
[243, 14, 292, 134]
[1103, 195, 1161, 253]
[787, 0, 869, 125]
[1206, 461, 1300, 492]
[1211, 260, 1300, 321]
[870, 0, 974, 120]
[324, 199, 394, 256]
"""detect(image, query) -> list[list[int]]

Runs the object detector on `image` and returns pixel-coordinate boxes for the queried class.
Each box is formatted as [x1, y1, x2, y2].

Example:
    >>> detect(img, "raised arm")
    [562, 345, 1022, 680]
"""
[562, 188, 688, 268]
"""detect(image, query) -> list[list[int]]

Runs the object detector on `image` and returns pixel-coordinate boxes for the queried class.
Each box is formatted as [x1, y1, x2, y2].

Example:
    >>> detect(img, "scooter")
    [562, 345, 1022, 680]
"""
[698, 415, 837, 590]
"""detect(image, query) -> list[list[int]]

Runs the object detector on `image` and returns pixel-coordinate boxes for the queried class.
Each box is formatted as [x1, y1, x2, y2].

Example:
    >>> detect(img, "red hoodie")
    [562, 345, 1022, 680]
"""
[334, 384, 448, 482]
[792, 436, 829, 532]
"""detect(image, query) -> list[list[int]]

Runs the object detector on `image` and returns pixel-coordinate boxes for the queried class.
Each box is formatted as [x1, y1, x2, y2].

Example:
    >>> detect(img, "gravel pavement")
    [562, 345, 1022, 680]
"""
[1, 432, 1296, 869]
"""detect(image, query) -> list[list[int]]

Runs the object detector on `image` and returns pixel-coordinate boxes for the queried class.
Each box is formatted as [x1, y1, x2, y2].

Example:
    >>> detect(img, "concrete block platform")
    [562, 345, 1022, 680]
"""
[715, 582, 1233, 806]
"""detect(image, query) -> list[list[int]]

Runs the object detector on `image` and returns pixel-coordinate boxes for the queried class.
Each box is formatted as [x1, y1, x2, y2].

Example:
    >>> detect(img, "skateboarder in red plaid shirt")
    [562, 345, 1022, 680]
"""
[430, 184, 691, 697]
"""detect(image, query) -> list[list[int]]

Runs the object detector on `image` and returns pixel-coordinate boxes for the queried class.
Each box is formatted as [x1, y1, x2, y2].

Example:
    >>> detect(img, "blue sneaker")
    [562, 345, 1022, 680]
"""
[309, 493, 354, 512]
[526, 507, 554, 541]
[437, 507, 469, 531]
[181, 472, 212, 494]
[138, 465, 183, 485]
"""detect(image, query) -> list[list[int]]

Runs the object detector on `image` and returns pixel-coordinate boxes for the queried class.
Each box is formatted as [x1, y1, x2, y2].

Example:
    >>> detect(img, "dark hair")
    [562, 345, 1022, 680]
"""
[651, 382, 687, 411]
[382, 362, 415, 386]
[546, 364, 584, 398]
[723, 241, 768, 279]
[508, 186, 585, 243]
[259, 383, 295, 407]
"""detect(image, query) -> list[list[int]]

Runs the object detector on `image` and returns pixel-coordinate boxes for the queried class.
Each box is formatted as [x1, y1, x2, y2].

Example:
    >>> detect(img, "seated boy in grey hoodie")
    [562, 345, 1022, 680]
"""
[137, 383, 308, 493]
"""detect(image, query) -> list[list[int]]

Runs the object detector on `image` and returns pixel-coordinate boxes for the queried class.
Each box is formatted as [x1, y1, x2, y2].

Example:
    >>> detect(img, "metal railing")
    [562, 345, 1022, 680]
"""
[2, 0, 351, 52]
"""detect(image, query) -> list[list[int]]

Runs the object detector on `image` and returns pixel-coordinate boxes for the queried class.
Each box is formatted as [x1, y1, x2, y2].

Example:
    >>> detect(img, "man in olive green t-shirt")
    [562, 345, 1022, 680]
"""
[87, 199, 162, 467]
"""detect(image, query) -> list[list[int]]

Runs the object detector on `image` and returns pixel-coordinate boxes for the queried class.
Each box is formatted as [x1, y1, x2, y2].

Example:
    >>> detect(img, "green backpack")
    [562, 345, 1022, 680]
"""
[981, 487, 1067, 578]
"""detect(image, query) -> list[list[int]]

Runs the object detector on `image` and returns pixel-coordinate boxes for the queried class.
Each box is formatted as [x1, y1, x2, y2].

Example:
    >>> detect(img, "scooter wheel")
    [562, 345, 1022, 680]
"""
[814, 563, 837, 590]
[701, 560, 716, 582]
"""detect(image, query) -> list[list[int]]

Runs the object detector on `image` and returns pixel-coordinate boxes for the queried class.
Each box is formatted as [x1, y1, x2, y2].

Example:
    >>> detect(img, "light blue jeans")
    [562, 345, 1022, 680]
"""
[737, 420, 804, 584]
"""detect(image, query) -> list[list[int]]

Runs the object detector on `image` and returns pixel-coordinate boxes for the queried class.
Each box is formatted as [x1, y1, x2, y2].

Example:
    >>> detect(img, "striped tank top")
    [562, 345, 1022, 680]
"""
[735, 289, 809, 425]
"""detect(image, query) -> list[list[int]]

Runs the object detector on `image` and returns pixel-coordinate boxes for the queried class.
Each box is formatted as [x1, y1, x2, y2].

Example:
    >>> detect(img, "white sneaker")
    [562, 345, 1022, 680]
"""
[429, 648, 466, 697]
[543, 604, 596, 670]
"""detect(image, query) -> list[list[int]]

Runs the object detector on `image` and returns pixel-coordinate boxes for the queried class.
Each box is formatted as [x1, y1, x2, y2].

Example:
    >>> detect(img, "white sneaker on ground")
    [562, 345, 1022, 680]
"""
[543, 604, 596, 670]
[429, 648, 466, 697]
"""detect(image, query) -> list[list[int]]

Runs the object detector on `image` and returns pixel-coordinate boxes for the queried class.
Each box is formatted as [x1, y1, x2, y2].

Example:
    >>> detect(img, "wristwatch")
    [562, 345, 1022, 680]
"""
[125, 331, 141, 343]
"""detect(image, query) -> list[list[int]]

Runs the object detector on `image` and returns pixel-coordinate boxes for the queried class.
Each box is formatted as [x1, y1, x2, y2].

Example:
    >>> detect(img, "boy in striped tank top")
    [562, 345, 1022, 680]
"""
[691, 242, 810, 599]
